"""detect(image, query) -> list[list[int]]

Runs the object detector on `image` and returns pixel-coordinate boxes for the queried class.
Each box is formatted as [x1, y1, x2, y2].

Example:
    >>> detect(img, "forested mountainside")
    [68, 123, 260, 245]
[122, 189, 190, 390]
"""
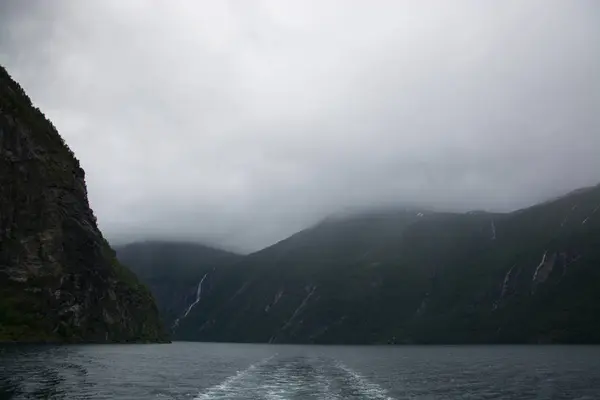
[116, 241, 242, 332]
[0, 65, 168, 343]
[123, 184, 600, 344]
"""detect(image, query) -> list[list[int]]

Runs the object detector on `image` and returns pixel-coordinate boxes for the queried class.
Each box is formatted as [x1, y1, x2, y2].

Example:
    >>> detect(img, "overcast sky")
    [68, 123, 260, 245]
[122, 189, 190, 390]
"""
[1, 1, 599, 252]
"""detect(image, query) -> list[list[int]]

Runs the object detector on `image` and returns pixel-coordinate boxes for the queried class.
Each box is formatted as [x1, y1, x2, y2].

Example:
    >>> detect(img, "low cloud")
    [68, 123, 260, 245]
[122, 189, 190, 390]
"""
[1, 0, 599, 252]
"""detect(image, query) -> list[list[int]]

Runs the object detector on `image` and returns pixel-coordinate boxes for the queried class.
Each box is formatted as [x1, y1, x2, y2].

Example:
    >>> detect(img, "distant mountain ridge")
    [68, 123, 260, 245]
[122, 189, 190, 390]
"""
[120, 182, 600, 344]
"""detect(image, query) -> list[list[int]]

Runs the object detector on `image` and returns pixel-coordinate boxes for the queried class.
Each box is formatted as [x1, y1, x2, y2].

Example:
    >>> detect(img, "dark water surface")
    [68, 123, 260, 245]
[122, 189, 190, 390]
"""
[1, 343, 599, 399]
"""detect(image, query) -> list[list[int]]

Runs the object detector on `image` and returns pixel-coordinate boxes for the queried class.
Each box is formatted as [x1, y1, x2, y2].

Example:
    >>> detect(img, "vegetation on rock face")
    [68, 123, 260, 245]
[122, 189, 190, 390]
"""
[116, 241, 242, 333]
[124, 186, 600, 344]
[0, 64, 169, 343]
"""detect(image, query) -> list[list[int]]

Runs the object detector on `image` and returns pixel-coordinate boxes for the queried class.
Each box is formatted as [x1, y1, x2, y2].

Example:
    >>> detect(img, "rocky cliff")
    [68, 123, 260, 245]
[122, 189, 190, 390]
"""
[0, 65, 168, 342]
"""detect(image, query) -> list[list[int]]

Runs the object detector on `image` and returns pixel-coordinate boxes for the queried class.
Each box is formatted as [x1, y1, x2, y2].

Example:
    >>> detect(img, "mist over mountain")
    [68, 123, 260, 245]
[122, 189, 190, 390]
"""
[2, 3, 600, 400]
[1, 0, 599, 252]
[120, 183, 600, 344]
[2, 0, 599, 343]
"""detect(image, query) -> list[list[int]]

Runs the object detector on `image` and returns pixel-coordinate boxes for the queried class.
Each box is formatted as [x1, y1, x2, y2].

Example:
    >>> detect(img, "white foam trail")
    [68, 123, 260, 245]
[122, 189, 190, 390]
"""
[314, 362, 343, 400]
[196, 356, 393, 400]
[335, 362, 396, 400]
[194, 355, 275, 400]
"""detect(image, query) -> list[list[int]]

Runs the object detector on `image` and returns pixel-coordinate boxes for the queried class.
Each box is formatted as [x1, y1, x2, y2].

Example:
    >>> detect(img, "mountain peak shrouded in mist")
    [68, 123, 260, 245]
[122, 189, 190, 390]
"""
[121, 183, 600, 344]
[1, 0, 599, 252]
[2, 2, 600, 398]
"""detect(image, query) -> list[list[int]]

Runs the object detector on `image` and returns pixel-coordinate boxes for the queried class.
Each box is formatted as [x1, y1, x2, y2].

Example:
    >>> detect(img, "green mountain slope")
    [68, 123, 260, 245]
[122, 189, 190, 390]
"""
[0, 65, 168, 343]
[140, 185, 600, 344]
[116, 241, 242, 333]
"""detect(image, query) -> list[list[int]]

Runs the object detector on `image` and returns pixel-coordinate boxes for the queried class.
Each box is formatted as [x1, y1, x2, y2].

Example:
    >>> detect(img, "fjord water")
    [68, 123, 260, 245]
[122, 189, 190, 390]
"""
[1, 343, 599, 399]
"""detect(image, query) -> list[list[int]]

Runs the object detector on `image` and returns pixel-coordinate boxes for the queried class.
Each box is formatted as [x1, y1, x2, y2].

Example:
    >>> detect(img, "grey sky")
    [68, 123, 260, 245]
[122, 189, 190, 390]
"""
[1, 0, 599, 252]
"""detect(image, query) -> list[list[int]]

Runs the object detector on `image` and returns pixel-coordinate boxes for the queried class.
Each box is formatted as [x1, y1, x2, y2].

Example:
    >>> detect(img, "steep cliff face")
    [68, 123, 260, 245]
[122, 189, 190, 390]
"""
[0, 65, 168, 342]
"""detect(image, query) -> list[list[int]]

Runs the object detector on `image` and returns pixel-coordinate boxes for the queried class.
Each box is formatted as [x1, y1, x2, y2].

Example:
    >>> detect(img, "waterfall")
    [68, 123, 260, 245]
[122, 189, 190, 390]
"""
[172, 273, 208, 330]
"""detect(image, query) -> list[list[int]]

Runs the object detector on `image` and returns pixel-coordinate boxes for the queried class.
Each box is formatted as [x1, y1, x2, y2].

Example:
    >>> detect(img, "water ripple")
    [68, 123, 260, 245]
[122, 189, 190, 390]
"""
[2, 344, 600, 399]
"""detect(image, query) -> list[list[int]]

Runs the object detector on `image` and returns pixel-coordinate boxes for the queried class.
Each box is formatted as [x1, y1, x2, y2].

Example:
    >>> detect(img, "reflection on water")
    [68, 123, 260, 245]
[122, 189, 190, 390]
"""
[1, 343, 600, 399]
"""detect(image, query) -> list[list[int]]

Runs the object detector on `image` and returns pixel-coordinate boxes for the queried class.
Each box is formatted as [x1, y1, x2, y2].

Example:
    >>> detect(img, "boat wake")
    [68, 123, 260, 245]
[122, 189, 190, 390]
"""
[194, 355, 395, 400]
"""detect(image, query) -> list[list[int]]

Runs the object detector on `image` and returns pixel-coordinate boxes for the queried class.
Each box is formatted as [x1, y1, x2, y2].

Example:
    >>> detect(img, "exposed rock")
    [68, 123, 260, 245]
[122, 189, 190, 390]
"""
[0, 64, 168, 343]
